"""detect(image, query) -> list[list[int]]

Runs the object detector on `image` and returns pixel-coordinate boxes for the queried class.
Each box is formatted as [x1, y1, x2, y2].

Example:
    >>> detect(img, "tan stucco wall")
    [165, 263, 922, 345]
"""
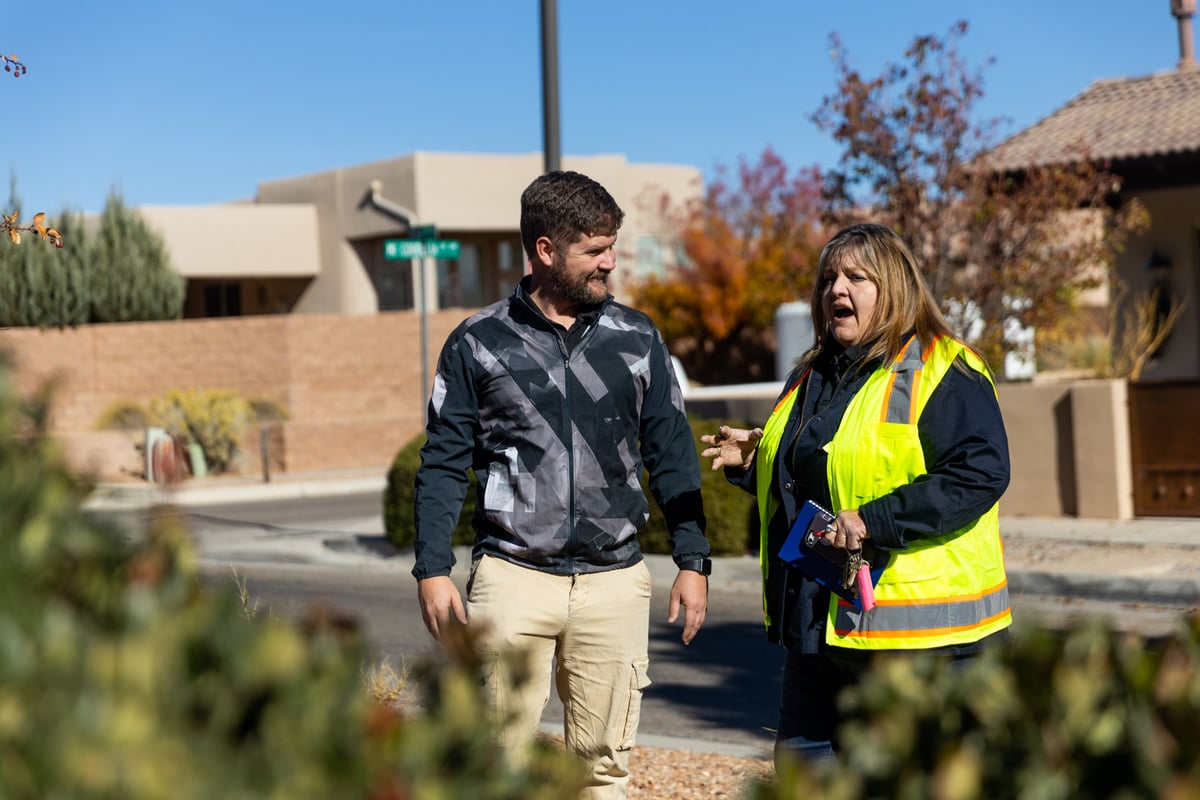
[138, 204, 321, 278]
[998, 378, 1134, 520]
[1070, 379, 1134, 519]
[998, 381, 1075, 517]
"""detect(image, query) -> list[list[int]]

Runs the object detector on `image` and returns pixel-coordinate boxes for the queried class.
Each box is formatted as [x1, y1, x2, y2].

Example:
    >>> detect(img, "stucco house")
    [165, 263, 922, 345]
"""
[137, 151, 702, 320]
[989, 0, 1200, 517]
[990, 1, 1200, 382]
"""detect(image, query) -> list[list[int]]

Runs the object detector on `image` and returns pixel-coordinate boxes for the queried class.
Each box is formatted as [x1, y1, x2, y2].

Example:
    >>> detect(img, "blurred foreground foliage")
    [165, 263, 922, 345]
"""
[747, 618, 1200, 799]
[384, 416, 755, 556]
[0, 354, 584, 798]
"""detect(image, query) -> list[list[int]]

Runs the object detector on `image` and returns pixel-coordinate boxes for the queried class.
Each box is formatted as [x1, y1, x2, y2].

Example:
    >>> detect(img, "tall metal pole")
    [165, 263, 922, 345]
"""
[419, 253, 432, 425]
[540, 0, 561, 173]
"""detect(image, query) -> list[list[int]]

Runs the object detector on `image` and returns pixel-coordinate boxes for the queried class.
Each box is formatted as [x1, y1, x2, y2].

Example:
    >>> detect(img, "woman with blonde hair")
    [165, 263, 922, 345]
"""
[702, 223, 1012, 766]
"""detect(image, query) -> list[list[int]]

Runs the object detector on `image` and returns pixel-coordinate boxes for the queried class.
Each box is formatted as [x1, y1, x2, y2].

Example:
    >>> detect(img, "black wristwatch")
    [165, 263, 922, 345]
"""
[677, 558, 712, 576]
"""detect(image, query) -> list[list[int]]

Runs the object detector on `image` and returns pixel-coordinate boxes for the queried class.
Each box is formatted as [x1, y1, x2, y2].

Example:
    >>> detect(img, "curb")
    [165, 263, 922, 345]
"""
[83, 476, 387, 512]
[1008, 570, 1200, 607]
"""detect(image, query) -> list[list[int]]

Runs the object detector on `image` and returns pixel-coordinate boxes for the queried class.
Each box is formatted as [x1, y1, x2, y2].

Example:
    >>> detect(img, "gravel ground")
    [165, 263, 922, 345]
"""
[536, 734, 776, 799]
[627, 745, 775, 799]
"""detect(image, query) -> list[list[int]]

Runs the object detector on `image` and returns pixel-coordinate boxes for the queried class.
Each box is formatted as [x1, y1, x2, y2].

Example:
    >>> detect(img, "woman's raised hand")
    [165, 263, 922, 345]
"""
[699, 425, 764, 470]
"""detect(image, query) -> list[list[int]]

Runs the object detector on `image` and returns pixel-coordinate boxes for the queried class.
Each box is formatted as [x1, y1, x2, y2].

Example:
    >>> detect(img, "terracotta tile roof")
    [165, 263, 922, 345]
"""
[989, 68, 1200, 171]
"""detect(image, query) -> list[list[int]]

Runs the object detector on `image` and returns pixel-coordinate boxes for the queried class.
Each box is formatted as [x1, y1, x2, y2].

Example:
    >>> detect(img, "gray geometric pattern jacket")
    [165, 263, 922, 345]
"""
[411, 278, 709, 579]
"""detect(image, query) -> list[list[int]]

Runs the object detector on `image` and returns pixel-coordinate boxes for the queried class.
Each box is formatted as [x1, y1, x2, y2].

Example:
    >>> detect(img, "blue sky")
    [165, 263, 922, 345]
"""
[6, 1, 1182, 217]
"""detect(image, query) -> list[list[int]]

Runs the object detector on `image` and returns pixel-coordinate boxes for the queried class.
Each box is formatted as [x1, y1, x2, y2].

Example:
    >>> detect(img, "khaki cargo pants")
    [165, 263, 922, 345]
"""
[468, 554, 652, 800]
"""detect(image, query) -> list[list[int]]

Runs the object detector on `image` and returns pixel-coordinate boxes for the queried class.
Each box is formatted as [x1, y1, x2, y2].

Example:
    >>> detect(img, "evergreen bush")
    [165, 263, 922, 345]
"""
[383, 416, 755, 556]
[0, 187, 89, 328]
[0, 354, 586, 798]
[639, 416, 758, 556]
[89, 190, 184, 323]
[384, 432, 478, 550]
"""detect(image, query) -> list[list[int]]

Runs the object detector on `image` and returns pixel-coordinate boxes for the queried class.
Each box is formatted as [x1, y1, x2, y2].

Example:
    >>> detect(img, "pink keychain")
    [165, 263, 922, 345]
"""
[856, 564, 876, 611]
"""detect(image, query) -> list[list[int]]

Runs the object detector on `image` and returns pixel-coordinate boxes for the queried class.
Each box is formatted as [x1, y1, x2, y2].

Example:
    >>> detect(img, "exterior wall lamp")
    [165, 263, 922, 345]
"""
[1145, 250, 1174, 355]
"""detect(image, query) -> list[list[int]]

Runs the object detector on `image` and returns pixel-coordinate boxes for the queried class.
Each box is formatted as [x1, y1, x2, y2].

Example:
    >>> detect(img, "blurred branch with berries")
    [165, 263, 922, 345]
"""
[3, 212, 64, 248]
[3, 53, 25, 77]
[1, 54, 62, 248]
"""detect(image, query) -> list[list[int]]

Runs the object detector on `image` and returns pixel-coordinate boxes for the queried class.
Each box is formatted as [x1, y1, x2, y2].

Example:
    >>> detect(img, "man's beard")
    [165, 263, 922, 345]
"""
[547, 258, 608, 306]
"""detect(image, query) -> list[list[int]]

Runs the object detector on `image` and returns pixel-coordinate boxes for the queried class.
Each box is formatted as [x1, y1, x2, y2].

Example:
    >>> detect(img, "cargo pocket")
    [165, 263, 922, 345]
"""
[618, 657, 652, 751]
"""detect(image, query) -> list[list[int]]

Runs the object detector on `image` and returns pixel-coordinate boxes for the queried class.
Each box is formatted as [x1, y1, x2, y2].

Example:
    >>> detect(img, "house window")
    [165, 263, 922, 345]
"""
[203, 283, 242, 317]
[437, 244, 484, 308]
[499, 240, 522, 273]
[636, 236, 666, 279]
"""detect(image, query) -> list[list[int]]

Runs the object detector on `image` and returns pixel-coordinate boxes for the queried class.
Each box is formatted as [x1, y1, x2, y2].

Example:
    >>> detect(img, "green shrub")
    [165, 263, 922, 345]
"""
[149, 389, 252, 474]
[383, 416, 755, 556]
[0, 355, 586, 798]
[384, 433, 478, 550]
[746, 617, 1200, 799]
[89, 190, 184, 323]
[640, 416, 757, 557]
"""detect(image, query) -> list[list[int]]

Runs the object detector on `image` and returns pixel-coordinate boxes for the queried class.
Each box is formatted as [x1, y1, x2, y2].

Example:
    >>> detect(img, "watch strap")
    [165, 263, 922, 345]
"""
[677, 558, 712, 576]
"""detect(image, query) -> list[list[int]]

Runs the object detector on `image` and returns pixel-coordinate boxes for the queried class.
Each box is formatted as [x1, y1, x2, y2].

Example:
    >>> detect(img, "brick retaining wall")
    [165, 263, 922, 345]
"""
[0, 311, 470, 480]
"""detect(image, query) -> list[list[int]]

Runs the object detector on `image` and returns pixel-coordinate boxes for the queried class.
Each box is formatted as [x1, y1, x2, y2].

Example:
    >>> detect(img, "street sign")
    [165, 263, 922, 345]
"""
[384, 240, 425, 259]
[410, 224, 437, 240]
[384, 239, 461, 260]
[426, 240, 460, 259]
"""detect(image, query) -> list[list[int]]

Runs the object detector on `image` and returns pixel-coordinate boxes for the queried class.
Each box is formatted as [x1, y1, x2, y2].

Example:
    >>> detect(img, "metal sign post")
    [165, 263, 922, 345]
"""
[385, 233, 459, 424]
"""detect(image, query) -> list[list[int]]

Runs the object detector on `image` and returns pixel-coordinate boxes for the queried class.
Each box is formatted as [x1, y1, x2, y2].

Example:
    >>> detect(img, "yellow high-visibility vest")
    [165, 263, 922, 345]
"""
[756, 335, 1011, 649]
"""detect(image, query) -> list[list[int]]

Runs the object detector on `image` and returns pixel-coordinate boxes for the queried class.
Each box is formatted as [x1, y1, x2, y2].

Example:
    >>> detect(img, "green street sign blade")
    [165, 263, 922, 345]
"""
[384, 239, 461, 260]
[428, 240, 461, 259]
[384, 240, 426, 259]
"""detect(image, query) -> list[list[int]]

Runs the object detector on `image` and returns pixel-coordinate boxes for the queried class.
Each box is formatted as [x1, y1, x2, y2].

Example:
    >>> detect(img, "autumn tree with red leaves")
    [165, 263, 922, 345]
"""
[628, 149, 830, 385]
[813, 21, 1148, 371]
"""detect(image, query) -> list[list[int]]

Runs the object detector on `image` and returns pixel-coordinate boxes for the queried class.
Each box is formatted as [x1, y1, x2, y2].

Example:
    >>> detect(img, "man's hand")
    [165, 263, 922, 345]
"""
[417, 575, 467, 640]
[699, 425, 763, 470]
[667, 569, 709, 645]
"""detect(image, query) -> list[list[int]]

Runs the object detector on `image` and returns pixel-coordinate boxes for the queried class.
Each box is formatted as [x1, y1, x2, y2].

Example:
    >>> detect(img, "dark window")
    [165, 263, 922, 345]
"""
[203, 283, 242, 317]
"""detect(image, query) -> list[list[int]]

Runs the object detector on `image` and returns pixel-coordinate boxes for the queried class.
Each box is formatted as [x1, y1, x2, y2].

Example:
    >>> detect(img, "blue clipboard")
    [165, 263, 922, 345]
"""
[777, 500, 885, 609]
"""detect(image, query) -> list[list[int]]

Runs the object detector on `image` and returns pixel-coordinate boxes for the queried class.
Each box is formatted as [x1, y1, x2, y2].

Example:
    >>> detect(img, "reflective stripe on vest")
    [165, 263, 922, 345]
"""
[832, 578, 1011, 641]
[825, 335, 1012, 650]
[881, 336, 925, 424]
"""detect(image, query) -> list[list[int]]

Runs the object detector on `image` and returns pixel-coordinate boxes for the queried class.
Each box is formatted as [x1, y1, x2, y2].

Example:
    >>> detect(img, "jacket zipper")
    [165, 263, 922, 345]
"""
[561, 338, 575, 566]
[560, 319, 597, 574]
[775, 360, 856, 645]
